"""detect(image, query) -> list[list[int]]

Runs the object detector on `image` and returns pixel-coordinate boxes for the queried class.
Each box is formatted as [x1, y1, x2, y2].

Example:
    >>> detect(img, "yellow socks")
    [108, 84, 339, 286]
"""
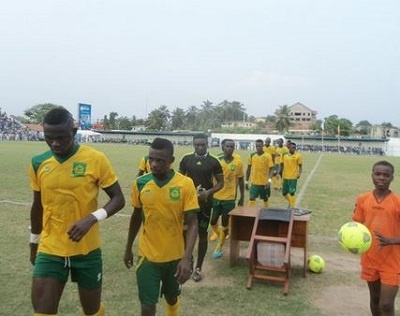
[165, 297, 180, 316]
[210, 225, 219, 241]
[249, 200, 256, 207]
[263, 201, 270, 208]
[288, 195, 296, 208]
[215, 226, 228, 252]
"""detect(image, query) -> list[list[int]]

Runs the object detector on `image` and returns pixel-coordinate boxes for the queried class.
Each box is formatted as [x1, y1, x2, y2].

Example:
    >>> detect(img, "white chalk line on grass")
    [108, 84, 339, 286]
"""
[295, 153, 323, 207]
[0, 199, 132, 217]
[1, 154, 324, 215]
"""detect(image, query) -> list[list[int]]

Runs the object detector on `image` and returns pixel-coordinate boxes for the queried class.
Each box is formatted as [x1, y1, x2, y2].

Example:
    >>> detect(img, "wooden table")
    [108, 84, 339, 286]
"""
[229, 206, 311, 276]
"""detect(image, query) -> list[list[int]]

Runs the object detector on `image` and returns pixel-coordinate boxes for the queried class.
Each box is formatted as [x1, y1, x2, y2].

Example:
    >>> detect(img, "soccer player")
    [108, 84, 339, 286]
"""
[353, 160, 400, 316]
[209, 139, 244, 259]
[263, 137, 276, 162]
[273, 138, 288, 190]
[29, 107, 125, 316]
[179, 133, 223, 281]
[136, 155, 150, 177]
[245, 139, 274, 208]
[278, 142, 302, 208]
[124, 138, 199, 316]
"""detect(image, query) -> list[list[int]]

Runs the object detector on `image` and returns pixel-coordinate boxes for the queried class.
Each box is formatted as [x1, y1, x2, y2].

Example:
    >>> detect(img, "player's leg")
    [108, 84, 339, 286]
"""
[248, 185, 259, 207]
[162, 260, 181, 316]
[32, 253, 68, 315]
[193, 202, 212, 281]
[367, 280, 381, 316]
[136, 258, 162, 316]
[71, 249, 103, 315]
[261, 186, 271, 208]
[282, 180, 290, 206]
[209, 199, 221, 242]
[379, 283, 398, 315]
[213, 201, 234, 259]
[287, 180, 297, 208]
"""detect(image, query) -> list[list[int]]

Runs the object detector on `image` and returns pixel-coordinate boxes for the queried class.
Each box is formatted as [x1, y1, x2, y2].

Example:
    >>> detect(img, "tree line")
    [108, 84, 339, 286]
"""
[19, 102, 395, 136]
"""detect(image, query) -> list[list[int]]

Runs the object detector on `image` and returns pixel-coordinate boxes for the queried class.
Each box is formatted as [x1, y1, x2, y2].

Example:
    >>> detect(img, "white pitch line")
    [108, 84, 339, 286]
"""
[0, 199, 133, 217]
[0, 200, 31, 206]
[295, 153, 323, 207]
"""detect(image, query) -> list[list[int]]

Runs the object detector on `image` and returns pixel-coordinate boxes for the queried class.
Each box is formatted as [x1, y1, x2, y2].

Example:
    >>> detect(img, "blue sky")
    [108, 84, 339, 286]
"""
[1, 0, 399, 125]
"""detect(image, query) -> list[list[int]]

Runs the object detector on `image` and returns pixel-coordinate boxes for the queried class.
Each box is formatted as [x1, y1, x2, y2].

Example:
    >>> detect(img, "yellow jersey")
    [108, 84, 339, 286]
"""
[214, 154, 244, 201]
[282, 152, 302, 179]
[263, 145, 276, 159]
[138, 155, 151, 174]
[131, 170, 199, 263]
[275, 146, 289, 164]
[247, 152, 274, 185]
[29, 144, 118, 256]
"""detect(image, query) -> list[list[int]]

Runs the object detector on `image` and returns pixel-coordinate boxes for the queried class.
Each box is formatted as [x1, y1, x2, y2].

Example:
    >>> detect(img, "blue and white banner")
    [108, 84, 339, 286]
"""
[78, 103, 92, 130]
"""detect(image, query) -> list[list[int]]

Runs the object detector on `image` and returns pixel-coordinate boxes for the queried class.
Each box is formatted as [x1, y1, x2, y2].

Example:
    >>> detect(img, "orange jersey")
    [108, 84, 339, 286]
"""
[352, 191, 400, 272]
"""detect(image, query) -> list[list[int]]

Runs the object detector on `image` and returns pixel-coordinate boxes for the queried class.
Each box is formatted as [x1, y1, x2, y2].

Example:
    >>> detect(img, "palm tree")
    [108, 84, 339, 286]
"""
[275, 105, 291, 133]
[170, 107, 186, 130]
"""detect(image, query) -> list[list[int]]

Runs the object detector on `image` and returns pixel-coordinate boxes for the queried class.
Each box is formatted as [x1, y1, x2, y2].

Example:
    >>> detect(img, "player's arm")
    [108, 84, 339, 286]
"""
[176, 212, 198, 284]
[67, 181, 125, 242]
[237, 176, 245, 206]
[30, 190, 43, 265]
[297, 164, 303, 179]
[245, 165, 251, 190]
[278, 162, 284, 177]
[124, 207, 143, 269]
[375, 231, 400, 247]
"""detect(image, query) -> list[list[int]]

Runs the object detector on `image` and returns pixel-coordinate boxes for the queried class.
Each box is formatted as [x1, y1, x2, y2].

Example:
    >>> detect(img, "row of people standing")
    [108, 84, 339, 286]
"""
[28, 107, 302, 316]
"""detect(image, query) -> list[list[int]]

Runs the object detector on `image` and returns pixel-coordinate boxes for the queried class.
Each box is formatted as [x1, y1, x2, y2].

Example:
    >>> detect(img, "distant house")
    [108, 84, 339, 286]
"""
[287, 102, 317, 124]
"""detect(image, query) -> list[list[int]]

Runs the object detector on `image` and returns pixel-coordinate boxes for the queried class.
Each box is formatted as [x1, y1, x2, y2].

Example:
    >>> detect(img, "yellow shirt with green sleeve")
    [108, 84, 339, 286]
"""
[29, 144, 118, 257]
[214, 154, 244, 201]
[282, 152, 302, 179]
[247, 152, 274, 185]
[131, 170, 199, 263]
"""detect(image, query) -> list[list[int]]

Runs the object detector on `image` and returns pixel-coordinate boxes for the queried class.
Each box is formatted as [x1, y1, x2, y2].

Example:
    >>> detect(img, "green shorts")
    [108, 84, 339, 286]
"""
[212, 199, 235, 217]
[249, 184, 270, 201]
[136, 257, 181, 305]
[33, 248, 102, 289]
[282, 179, 298, 196]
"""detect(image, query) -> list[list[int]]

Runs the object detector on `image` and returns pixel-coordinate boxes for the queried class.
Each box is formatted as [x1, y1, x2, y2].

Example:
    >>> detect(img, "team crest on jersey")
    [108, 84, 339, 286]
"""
[196, 161, 202, 165]
[169, 187, 181, 201]
[230, 164, 237, 171]
[72, 162, 87, 177]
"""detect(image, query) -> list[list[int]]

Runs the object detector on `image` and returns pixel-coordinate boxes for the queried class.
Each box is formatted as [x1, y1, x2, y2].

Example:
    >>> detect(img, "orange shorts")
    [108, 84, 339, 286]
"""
[361, 264, 400, 286]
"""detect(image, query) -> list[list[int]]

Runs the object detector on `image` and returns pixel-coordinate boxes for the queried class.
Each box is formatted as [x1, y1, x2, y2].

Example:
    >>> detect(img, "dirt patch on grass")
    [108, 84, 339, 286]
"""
[309, 251, 400, 315]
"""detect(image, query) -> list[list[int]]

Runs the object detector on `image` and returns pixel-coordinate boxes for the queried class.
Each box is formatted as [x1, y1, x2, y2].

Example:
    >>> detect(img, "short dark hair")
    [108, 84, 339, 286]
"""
[193, 133, 208, 142]
[373, 160, 394, 174]
[255, 139, 263, 144]
[151, 137, 174, 156]
[221, 138, 234, 146]
[43, 107, 74, 126]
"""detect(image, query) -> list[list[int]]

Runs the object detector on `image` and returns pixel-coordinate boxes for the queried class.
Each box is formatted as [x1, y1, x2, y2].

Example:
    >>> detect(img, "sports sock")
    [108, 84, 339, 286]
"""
[211, 224, 219, 236]
[165, 297, 180, 316]
[289, 195, 296, 208]
[263, 201, 270, 208]
[249, 200, 256, 207]
[215, 226, 228, 251]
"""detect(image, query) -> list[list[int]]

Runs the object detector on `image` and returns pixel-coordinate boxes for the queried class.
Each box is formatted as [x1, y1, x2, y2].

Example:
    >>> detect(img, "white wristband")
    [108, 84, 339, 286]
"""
[268, 178, 272, 183]
[30, 233, 41, 244]
[92, 208, 108, 222]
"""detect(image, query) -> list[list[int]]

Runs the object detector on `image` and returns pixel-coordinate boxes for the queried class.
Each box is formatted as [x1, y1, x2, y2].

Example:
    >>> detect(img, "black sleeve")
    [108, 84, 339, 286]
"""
[179, 157, 186, 174]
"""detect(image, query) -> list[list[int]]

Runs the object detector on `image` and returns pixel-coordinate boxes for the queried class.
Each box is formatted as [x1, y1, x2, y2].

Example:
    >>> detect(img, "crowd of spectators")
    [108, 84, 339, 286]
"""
[0, 113, 42, 141]
[296, 143, 385, 155]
